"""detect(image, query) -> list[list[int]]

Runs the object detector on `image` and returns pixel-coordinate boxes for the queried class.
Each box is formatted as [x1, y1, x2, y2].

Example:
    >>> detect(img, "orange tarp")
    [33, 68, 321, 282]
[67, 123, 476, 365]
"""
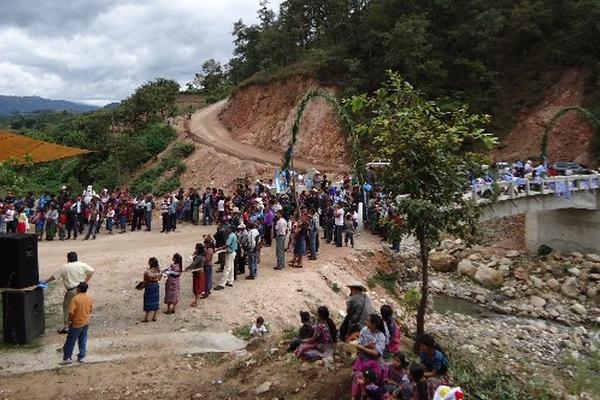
[0, 130, 92, 164]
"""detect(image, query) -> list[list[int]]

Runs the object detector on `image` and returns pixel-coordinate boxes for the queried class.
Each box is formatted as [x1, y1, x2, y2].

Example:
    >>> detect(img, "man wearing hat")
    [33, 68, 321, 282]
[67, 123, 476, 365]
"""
[339, 282, 373, 341]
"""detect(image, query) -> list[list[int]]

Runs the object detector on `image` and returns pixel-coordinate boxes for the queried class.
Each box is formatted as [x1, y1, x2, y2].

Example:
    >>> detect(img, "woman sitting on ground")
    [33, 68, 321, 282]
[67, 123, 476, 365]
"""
[381, 305, 401, 360]
[287, 310, 315, 352]
[294, 306, 337, 361]
[351, 314, 387, 400]
[142, 257, 162, 323]
[417, 334, 450, 396]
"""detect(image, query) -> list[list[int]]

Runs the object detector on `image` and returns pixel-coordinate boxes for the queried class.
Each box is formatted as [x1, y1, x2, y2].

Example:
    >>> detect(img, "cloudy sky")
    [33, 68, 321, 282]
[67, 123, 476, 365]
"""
[0, 0, 280, 105]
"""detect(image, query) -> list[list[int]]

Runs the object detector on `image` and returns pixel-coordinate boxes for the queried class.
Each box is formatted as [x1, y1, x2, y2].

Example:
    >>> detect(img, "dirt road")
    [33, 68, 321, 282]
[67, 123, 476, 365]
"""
[186, 100, 346, 173]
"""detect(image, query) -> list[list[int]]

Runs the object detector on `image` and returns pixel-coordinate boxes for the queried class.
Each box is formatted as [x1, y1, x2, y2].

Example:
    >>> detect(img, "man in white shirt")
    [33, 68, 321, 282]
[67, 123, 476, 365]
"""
[246, 223, 261, 279]
[43, 251, 94, 334]
[334, 203, 344, 247]
[274, 210, 287, 270]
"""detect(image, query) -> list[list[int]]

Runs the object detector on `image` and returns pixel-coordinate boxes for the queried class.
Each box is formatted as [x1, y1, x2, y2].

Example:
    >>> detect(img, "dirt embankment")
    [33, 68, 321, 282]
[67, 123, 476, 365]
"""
[493, 67, 596, 165]
[219, 76, 350, 166]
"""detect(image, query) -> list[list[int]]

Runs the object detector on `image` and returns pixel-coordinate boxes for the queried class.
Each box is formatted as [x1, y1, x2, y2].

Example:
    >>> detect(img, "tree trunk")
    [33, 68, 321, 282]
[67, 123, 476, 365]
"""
[416, 226, 428, 340]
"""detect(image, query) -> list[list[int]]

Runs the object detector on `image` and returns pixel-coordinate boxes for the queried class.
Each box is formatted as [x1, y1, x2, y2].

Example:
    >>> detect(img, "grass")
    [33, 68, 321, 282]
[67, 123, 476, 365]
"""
[331, 282, 341, 293]
[367, 271, 399, 297]
[232, 323, 253, 341]
[449, 348, 558, 400]
[565, 348, 600, 396]
[282, 327, 297, 341]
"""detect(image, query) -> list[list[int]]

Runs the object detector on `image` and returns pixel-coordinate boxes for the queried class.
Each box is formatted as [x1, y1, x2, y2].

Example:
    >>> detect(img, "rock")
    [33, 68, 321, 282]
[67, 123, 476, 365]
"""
[546, 278, 560, 291]
[255, 382, 272, 395]
[506, 250, 519, 258]
[499, 258, 513, 266]
[567, 267, 581, 276]
[499, 265, 511, 277]
[474, 265, 504, 287]
[571, 252, 584, 259]
[561, 277, 580, 298]
[457, 259, 477, 278]
[513, 267, 529, 281]
[569, 303, 587, 315]
[475, 294, 486, 303]
[468, 253, 481, 261]
[585, 254, 600, 263]
[530, 276, 544, 289]
[429, 253, 458, 273]
[529, 296, 546, 308]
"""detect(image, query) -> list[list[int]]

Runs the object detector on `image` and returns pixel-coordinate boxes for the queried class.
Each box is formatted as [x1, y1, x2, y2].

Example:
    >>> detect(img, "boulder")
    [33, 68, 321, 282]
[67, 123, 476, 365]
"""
[429, 253, 458, 273]
[585, 254, 600, 263]
[468, 253, 481, 261]
[255, 381, 272, 395]
[499, 265, 511, 278]
[569, 303, 587, 316]
[571, 252, 584, 259]
[457, 259, 477, 278]
[506, 250, 519, 258]
[529, 295, 546, 308]
[567, 267, 581, 276]
[499, 257, 513, 266]
[561, 277, 580, 299]
[546, 278, 560, 291]
[474, 266, 504, 287]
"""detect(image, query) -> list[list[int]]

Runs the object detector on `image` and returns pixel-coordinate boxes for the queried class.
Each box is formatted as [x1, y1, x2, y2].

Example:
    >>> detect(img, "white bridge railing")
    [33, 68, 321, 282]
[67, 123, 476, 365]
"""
[469, 174, 600, 204]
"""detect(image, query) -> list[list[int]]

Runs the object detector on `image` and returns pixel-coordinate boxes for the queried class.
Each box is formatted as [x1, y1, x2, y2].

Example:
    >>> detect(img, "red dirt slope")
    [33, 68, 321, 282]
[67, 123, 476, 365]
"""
[219, 75, 350, 167]
[493, 68, 595, 165]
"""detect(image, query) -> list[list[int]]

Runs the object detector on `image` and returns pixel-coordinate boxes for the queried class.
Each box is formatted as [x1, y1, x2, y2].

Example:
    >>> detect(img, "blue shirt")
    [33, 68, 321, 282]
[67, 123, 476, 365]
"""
[225, 232, 238, 253]
[419, 350, 448, 374]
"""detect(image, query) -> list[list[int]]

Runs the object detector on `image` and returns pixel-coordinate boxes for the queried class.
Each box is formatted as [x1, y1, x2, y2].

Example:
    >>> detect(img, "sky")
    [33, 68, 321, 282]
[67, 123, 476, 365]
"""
[0, 0, 280, 106]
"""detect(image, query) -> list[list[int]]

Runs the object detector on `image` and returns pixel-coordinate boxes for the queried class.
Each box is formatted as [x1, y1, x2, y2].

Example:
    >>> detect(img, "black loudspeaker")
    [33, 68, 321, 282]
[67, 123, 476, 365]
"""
[0, 233, 39, 289]
[2, 287, 45, 344]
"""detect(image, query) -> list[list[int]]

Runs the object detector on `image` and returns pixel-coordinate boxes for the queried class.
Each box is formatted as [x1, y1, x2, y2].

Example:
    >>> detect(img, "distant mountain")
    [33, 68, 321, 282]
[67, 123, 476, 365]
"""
[102, 102, 121, 110]
[0, 95, 99, 115]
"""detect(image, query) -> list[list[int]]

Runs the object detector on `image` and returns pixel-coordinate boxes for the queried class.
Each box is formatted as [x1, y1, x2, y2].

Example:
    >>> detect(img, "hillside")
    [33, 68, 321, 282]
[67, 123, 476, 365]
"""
[0, 95, 98, 115]
[219, 76, 350, 166]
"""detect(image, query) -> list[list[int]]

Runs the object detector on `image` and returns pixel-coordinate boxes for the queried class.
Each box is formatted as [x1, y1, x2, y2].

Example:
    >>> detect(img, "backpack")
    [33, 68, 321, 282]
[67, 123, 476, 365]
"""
[239, 231, 253, 254]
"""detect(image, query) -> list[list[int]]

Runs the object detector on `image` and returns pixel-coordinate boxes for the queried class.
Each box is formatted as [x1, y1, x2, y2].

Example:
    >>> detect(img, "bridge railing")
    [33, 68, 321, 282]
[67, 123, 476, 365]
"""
[469, 174, 600, 204]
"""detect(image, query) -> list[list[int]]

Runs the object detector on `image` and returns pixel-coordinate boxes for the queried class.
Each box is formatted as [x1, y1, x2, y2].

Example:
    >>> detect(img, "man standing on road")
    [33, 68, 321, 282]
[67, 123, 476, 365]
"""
[274, 210, 287, 270]
[42, 251, 94, 334]
[214, 226, 238, 290]
[62, 282, 93, 364]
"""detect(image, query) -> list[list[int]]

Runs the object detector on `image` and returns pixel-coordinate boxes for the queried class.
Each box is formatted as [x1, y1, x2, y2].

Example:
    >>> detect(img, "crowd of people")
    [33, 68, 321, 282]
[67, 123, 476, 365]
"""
[15, 169, 459, 399]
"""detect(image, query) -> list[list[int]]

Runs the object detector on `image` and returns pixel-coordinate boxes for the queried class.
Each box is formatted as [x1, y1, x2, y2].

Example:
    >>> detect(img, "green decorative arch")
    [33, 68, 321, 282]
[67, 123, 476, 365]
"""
[281, 89, 364, 181]
[541, 106, 600, 161]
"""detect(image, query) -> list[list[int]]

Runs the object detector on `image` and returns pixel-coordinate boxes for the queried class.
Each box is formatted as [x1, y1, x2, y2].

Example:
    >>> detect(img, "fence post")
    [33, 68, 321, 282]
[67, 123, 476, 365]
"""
[509, 181, 515, 199]
[525, 179, 531, 196]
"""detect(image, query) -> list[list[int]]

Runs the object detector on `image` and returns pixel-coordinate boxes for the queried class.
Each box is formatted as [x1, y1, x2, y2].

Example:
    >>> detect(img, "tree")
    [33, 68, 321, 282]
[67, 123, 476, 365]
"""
[119, 78, 180, 127]
[349, 72, 496, 337]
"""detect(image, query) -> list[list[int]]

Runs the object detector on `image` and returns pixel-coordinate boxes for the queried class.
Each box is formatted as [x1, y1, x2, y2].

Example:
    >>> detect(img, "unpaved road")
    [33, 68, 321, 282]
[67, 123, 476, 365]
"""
[187, 100, 346, 173]
[1, 222, 386, 381]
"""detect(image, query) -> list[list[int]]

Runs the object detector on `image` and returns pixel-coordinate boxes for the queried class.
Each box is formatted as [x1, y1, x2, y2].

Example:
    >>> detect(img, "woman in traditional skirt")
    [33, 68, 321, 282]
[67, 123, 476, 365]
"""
[142, 257, 162, 322]
[164, 253, 182, 314]
[188, 243, 205, 307]
[202, 236, 215, 299]
[16, 207, 29, 233]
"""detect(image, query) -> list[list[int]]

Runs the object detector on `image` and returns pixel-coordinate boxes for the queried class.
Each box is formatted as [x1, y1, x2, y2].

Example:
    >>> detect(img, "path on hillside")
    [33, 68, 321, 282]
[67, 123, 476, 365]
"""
[186, 99, 346, 173]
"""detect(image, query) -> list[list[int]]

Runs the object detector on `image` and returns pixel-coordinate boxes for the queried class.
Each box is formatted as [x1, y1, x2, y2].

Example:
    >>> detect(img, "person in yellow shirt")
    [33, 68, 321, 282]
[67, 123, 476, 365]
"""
[61, 282, 93, 364]
[42, 251, 94, 334]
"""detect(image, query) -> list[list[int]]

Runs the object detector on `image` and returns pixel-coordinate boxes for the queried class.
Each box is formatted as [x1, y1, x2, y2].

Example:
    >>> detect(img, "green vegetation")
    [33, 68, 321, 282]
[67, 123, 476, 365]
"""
[367, 270, 399, 297]
[130, 143, 196, 195]
[402, 288, 421, 311]
[211, 0, 600, 136]
[351, 72, 496, 337]
[0, 78, 181, 195]
[450, 348, 557, 400]
[232, 323, 254, 341]
[565, 348, 600, 396]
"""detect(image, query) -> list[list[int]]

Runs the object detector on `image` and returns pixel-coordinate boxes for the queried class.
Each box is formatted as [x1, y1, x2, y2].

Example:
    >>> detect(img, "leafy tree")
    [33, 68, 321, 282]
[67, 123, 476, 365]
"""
[119, 78, 180, 127]
[349, 72, 496, 337]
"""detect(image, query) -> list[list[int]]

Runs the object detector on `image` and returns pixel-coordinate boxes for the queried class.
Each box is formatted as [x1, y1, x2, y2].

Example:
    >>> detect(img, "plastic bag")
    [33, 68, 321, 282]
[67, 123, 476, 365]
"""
[433, 386, 464, 400]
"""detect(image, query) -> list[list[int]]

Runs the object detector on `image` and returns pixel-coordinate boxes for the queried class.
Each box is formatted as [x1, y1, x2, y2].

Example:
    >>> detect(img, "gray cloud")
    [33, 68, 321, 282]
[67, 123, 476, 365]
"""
[0, 0, 281, 104]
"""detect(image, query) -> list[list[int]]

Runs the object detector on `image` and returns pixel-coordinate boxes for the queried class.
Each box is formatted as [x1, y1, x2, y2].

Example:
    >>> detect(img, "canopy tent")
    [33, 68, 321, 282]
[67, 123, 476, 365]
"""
[0, 130, 92, 164]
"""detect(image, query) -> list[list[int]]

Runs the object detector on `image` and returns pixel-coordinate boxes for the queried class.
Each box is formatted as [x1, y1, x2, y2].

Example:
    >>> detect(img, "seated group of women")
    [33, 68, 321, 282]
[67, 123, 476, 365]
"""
[289, 304, 449, 400]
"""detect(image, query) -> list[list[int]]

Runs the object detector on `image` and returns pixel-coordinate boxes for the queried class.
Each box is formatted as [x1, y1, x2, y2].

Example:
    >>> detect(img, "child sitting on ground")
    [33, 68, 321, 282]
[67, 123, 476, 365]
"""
[287, 311, 315, 352]
[360, 368, 387, 400]
[250, 316, 268, 337]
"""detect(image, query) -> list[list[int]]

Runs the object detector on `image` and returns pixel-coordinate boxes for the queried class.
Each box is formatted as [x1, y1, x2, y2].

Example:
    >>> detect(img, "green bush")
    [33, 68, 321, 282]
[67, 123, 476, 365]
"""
[138, 123, 177, 156]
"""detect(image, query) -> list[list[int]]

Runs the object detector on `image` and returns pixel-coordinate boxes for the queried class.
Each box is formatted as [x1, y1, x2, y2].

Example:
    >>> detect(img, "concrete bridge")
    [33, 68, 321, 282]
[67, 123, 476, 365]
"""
[471, 174, 600, 254]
